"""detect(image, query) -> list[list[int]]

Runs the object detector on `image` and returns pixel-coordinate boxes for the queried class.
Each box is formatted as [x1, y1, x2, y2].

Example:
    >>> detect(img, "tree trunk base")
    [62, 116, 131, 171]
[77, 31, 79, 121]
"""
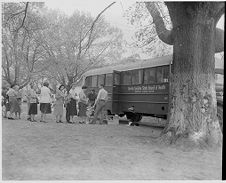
[157, 130, 222, 151]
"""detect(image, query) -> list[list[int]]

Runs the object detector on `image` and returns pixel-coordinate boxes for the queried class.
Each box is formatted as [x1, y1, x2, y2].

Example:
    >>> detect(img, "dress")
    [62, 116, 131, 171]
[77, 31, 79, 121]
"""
[68, 88, 77, 116]
[28, 89, 37, 115]
[39, 86, 52, 114]
[78, 90, 88, 117]
[54, 89, 65, 116]
[7, 88, 19, 113]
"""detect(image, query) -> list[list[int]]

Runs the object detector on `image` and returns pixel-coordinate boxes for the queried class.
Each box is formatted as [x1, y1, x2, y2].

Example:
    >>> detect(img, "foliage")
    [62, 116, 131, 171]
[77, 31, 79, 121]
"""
[124, 2, 172, 58]
[2, 2, 124, 90]
[2, 2, 48, 88]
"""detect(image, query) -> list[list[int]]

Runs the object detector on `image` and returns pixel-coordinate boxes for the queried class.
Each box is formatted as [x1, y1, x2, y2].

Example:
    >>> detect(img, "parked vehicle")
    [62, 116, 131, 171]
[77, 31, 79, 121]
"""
[81, 55, 223, 129]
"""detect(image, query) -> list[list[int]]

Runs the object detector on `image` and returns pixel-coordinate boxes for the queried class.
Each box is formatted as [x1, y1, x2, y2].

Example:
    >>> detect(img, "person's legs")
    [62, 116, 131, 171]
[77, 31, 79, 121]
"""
[59, 115, 63, 122]
[91, 101, 104, 124]
[99, 103, 107, 124]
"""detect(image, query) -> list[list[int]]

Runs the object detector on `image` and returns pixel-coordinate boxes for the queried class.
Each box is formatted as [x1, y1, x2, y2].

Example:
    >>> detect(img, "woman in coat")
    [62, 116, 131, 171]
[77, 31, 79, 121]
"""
[39, 81, 52, 122]
[54, 85, 66, 123]
[78, 86, 88, 123]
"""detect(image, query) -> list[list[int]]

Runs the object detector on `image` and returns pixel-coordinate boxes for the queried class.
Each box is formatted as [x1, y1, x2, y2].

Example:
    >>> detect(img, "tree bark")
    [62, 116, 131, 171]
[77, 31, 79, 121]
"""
[159, 2, 223, 147]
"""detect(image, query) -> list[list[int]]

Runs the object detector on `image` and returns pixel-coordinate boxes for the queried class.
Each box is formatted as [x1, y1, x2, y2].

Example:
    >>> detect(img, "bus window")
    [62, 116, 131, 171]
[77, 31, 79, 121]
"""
[121, 71, 132, 85]
[105, 73, 113, 86]
[98, 74, 105, 86]
[162, 65, 169, 82]
[132, 69, 143, 85]
[85, 76, 92, 86]
[156, 67, 164, 83]
[144, 68, 156, 84]
[91, 75, 98, 87]
[114, 73, 120, 85]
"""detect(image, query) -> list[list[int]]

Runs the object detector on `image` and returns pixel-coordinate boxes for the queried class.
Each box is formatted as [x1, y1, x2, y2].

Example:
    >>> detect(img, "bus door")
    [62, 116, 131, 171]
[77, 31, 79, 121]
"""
[112, 70, 121, 114]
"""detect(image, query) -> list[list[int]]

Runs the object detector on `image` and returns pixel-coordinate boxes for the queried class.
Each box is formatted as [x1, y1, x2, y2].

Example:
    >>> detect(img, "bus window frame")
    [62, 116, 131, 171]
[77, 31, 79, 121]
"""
[121, 70, 132, 85]
[143, 67, 157, 84]
[97, 74, 105, 86]
[105, 73, 113, 86]
[91, 75, 98, 87]
[131, 69, 143, 85]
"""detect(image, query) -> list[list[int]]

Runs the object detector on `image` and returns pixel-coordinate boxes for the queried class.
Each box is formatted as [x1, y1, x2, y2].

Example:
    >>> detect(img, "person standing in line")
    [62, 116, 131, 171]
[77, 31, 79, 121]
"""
[28, 86, 38, 122]
[6, 84, 19, 120]
[90, 84, 108, 124]
[15, 86, 22, 119]
[26, 83, 34, 121]
[78, 86, 88, 124]
[2, 86, 9, 118]
[39, 81, 52, 123]
[88, 89, 97, 107]
[54, 85, 66, 123]
[68, 83, 78, 123]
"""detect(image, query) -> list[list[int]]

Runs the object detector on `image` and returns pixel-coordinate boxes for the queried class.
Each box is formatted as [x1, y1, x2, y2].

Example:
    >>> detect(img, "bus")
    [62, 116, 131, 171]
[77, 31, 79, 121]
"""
[81, 55, 223, 128]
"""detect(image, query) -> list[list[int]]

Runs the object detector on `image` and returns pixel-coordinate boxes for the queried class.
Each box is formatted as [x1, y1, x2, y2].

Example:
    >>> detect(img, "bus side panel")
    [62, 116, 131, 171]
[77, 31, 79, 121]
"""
[118, 83, 169, 116]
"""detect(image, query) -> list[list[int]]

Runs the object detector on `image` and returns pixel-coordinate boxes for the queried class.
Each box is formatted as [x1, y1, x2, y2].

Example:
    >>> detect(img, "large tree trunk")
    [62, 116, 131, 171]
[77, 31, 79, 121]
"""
[163, 3, 222, 147]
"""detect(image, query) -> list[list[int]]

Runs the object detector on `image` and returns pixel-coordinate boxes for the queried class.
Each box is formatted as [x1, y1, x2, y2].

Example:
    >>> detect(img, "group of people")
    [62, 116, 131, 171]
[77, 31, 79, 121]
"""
[2, 81, 109, 124]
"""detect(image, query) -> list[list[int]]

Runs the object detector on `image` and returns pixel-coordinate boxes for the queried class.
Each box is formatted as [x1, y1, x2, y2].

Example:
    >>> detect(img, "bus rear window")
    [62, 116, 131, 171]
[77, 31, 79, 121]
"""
[105, 73, 113, 86]
[121, 71, 131, 85]
[85, 76, 92, 86]
[91, 75, 98, 87]
[98, 74, 105, 86]
[132, 69, 143, 84]
[144, 68, 156, 84]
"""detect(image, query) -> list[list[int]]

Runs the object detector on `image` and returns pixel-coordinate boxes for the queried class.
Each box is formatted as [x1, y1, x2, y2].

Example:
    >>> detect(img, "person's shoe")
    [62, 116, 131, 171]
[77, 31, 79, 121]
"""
[8, 117, 15, 120]
[27, 117, 31, 121]
[59, 120, 63, 123]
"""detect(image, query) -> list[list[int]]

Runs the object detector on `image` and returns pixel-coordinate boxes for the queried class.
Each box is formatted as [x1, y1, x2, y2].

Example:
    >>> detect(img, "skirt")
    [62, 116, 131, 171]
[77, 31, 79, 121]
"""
[40, 103, 51, 114]
[68, 98, 77, 116]
[9, 97, 20, 113]
[78, 102, 87, 117]
[29, 103, 37, 115]
[54, 103, 63, 116]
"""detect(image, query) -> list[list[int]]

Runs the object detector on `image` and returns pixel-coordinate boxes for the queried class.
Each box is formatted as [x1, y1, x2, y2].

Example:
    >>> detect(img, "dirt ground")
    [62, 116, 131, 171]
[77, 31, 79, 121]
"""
[2, 104, 222, 180]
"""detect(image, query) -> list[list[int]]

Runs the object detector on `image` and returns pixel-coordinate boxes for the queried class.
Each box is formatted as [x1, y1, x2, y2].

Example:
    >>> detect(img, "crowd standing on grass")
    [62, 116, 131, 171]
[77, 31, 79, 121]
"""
[2, 81, 109, 125]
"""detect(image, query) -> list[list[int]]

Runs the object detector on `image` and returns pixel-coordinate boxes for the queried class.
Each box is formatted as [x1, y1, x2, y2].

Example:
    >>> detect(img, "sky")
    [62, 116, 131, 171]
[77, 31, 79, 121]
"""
[45, 0, 224, 58]
[45, 0, 225, 31]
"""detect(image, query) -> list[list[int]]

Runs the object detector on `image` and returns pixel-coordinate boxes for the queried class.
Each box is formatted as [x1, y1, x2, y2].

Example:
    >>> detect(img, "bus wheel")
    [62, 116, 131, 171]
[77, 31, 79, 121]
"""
[217, 105, 223, 133]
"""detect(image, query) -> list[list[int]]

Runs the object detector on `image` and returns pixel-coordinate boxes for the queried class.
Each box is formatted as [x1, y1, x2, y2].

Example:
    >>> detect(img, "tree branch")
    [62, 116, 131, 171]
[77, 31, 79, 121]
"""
[145, 2, 174, 45]
[15, 2, 29, 32]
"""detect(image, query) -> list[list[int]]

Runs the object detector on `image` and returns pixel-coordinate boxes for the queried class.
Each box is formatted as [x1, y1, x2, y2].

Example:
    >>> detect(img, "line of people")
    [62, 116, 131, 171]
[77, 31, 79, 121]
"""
[2, 81, 109, 124]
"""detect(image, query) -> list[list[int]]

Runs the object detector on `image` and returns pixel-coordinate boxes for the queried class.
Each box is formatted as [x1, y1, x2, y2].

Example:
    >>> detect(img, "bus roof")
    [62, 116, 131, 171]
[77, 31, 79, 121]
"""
[83, 55, 224, 77]
[83, 55, 172, 77]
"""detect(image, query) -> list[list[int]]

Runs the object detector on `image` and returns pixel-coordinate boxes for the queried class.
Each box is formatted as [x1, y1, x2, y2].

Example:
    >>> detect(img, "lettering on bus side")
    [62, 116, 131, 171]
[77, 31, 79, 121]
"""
[127, 84, 167, 93]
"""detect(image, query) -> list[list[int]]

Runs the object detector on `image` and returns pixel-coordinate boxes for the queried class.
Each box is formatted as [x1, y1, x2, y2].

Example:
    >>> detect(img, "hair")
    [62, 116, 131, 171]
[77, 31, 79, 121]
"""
[58, 84, 65, 90]
[100, 84, 104, 87]
[82, 86, 87, 89]
[43, 81, 49, 87]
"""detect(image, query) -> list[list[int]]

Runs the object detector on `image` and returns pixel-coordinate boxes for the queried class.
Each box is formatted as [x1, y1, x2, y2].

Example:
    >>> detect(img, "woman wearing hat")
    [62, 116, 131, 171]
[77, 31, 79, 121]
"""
[54, 84, 66, 123]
